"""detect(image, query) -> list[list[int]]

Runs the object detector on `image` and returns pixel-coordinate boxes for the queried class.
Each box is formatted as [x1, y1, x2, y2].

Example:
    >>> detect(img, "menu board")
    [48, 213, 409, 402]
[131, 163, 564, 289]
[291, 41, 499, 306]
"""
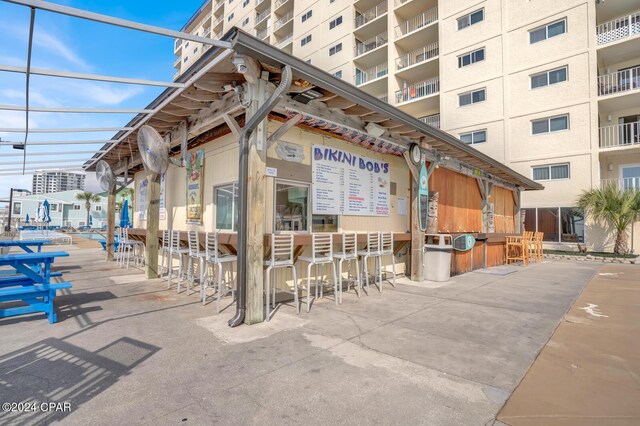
[312, 145, 390, 216]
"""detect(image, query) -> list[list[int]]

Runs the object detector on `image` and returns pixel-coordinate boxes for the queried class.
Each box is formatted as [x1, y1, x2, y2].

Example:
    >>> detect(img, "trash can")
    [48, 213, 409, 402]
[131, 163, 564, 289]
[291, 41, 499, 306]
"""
[423, 234, 453, 282]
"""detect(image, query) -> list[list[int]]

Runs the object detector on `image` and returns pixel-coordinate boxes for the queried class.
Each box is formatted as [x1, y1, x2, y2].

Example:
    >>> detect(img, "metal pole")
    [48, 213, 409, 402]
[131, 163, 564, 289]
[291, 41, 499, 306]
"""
[6, 188, 14, 233]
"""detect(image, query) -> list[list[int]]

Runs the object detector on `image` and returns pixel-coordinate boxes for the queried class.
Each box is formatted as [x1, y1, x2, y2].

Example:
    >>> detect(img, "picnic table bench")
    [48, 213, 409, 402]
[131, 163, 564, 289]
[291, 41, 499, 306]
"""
[0, 251, 71, 324]
[0, 239, 51, 253]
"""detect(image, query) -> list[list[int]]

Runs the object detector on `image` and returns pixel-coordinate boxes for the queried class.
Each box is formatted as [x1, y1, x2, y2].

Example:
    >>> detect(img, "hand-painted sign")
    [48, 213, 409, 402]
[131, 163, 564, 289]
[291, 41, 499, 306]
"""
[186, 150, 205, 223]
[453, 234, 476, 251]
[312, 145, 390, 216]
[138, 174, 166, 221]
[418, 162, 429, 231]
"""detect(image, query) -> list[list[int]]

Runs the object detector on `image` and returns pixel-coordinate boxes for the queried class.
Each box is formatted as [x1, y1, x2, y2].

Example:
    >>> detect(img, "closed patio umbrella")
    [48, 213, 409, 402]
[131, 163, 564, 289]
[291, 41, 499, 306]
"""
[89, 214, 93, 227]
[120, 199, 130, 228]
[41, 200, 51, 227]
[25, 214, 29, 224]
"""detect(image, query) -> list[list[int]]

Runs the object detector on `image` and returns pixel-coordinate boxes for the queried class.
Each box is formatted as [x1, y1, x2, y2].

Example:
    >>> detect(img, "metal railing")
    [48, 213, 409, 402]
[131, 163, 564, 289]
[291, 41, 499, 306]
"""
[597, 66, 640, 96]
[274, 0, 291, 9]
[601, 177, 640, 190]
[256, 0, 267, 6]
[379, 95, 388, 103]
[395, 7, 437, 37]
[355, 31, 388, 57]
[214, 0, 224, 10]
[256, 27, 271, 40]
[395, 0, 412, 6]
[355, 63, 388, 86]
[355, 1, 388, 29]
[256, 8, 271, 25]
[596, 10, 640, 45]
[274, 10, 293, 30]
[174, 39, 182, 50]
[213, 15, 224, 26]
[395, 42, 439, 70]
[276, 33, 293, 47]
[419, 114, 440, 129]
[395, 78, 439, 103]
[599, 121, 640, 148]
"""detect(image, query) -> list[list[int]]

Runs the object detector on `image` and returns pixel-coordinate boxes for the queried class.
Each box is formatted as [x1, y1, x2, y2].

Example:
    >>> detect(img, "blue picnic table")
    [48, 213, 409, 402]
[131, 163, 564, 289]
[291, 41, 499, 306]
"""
[0, 251, 72, 324]
[0, 239, 51, 253]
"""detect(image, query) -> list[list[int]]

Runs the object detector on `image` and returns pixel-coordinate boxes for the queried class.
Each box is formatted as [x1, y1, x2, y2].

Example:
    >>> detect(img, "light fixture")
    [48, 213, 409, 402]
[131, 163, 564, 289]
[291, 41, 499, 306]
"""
[365, 122, 385, 138]
[607, 114, 612, 122]
[608, 163, 613, 171]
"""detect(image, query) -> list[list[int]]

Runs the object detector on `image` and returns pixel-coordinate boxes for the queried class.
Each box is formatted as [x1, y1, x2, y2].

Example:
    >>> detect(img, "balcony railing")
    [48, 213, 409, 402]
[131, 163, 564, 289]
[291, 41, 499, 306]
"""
[355, 1, 388, 29]
[274, 10, 293, 30]
[601, 177, 640, 190]
[599, 121, 640, 148]
[256, 0, 267, 6]
[596, 10, 640, 45]
[174, 39, 182, 50]
[598, 66, 640, 96]
[214, 15, 223, 26]
[355, 63, 388, 86]
[214, 0, 224, 10]
[396, 42, 439, 70]
[395, 7, 437, 37]
[395, 78, 439, 103]
[274, 0, 290, 9]
[395, 0, 412, 6]
[419, 114, 440, 129]
[379, 95, 388, 103]
[355, 31, 388, 57]
[256, 27, 271, 40]
[256, 8, 271, 25]
[276, 33, 293, 47]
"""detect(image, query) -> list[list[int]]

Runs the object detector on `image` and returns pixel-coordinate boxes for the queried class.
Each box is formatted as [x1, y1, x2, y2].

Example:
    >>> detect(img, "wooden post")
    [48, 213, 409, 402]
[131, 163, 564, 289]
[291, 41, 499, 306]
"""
[513, 190, 522, 233]
[145, 174, 161, 279]
[478, 179, 493, 233]
[245, 73, 269, 324]
[105, 184, 116, 261]
[410, 178, 424, 282]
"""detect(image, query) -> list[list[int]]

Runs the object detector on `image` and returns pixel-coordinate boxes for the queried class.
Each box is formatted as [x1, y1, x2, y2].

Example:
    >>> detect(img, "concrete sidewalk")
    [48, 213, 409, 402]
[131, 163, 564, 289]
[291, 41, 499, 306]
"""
[498, 263, 640, 426]
[0, 247, 600, 425]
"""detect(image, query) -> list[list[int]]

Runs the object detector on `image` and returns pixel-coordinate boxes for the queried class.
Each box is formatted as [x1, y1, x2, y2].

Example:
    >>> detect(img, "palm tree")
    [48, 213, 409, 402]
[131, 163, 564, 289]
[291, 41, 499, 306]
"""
[576, 185, 640, 255]
[75, 191, 102, 227]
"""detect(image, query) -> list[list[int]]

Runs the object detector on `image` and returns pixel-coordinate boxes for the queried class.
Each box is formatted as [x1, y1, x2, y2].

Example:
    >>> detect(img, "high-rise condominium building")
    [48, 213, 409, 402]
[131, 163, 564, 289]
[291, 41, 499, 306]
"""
[174, 0, 640, 251]
[32, 171, 86, 195]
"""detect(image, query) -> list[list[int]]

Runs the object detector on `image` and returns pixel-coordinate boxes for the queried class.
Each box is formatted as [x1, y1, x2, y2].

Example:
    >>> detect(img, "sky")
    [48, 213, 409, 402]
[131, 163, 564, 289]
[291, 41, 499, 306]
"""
[0, 0, 206, 203]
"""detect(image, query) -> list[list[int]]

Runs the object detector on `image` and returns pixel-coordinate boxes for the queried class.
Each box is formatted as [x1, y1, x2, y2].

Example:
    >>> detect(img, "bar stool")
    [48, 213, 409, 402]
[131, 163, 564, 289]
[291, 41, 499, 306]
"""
[357, 232, 382, 293]
[533, 232, 544, 263]
[264, 233, 299, 321]
[167, 230, 189, 290]
[160, 229, 171, 278]
[380, 232, 396, 290]
[117, 227, 133, 268]
[333, 232, 361, 303]
[202, 232, 237, 313]
[296, 233, 338, 312]
[184, 230, 206, 295]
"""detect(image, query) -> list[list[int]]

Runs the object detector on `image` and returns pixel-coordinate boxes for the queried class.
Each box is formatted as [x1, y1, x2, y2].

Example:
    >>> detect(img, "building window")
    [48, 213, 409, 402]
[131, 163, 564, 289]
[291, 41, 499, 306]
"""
[532, 114, 569, 134]
[333, 70, 342, 79]
[621, 165, 640, 190]
[215, 183, 238, 231]
[458, 48, 484, 68]
[523, 207, 584, 243]
[95, 205, 102, 211]
[73, 204, 82, 210]
[329, 43, 342, 56]
[301, 10, 312, 23]
[458, 88, 486, 106]
[228, 13, 234, 21]
[457, 9, 484, 30]
[194, 47, 198, 54]
[329, 16, 343, 29]
[531, 66, 567, 89]
[274, 181, 309, 231]
[532, 163, 570, 181]
[183, 56, 188, 63]
[306, 59, 312, 64]
[460, 130, 487, 144]
[530, 18, 566, 44]
[313, 215, 338, 232]
[243, 0, 249, 6]
[12, 202, 21, 215]
[242, 17, 249, 26]
[301, 34, 311, 46]
[50, 203, 58, 212]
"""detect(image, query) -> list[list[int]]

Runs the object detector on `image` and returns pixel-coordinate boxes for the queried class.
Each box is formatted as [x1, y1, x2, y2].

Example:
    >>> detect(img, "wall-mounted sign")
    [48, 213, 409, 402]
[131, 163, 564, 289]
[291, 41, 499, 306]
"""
[453, 234, 476, 251]
[312, 145, 390, 216]
[138, 174, 166, 221]
[266, 167, 278, 177]
[275, 141, 305, 163]
[418, 162, 429, 231]
[186, 150, 205, 223]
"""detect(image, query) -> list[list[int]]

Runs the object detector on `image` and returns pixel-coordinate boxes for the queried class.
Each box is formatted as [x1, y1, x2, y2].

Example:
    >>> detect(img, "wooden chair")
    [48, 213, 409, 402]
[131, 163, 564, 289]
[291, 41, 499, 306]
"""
[533, 232, 544, 263]
[506, 231, 534, 266]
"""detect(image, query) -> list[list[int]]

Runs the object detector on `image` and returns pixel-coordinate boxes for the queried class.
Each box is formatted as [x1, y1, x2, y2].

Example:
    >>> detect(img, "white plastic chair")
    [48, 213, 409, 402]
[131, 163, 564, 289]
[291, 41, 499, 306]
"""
[160, 229, 171, 278]
[264, 233, 298, 321]
[202, 232, 237, 313]
[296, 233, 338, 312]
[333, 232, 361, 303]
[117, 227, 133, 269]
[167, 230, 189, 291]
[380, 231, 396, 290]
[357, 232, 382, 293]
[185, 230, 206, 295]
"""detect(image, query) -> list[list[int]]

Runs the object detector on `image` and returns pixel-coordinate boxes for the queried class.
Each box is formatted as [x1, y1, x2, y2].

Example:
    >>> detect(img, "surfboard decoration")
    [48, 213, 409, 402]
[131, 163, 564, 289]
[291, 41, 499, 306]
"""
[453, 234, 476, 251]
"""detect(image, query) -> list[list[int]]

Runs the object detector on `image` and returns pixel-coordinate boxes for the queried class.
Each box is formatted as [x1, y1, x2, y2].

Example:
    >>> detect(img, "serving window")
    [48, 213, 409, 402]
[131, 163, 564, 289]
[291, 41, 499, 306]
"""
[215, 182, 238, 231]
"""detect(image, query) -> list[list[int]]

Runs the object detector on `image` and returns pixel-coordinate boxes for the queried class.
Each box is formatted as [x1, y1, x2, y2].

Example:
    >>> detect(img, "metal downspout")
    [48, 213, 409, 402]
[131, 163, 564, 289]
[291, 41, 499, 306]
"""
[229, 65, 292, 327]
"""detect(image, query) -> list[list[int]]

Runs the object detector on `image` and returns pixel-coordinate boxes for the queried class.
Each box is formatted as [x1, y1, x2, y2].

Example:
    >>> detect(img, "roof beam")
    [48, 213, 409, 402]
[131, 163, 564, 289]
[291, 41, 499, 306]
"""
[223, 114, 242, 137]
[267, 113, 302, 147]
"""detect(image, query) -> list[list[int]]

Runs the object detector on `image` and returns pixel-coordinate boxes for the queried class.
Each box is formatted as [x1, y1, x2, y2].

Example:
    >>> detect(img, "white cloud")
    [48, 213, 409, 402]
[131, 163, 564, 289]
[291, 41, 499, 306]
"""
[34, 30, 90, 70]
[68, 82, 144, 106]
[1, 89, 61, 108]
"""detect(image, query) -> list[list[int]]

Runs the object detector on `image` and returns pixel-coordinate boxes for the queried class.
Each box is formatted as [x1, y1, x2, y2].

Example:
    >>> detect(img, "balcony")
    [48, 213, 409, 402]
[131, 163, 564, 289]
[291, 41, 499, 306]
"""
[276, 33, 293, 48]
[256, 8, 271, 26]
[213, 14, 223, 28]
[256, 27, 271, 40]
[274, 10, 293, 31]
[596, 10, 640, 45]
[396, 42, 439, 71]
[174, 39, 182, 53]
[395, 78, 439, 104]
[355, 1, 388, 29]
[273, 0, 292, 12]
[214, 0, 224, 12]
[256, 0, 270, 13]
[379, 95, 388, 103]
[419, 114, 440, 129]
[598, 66, 640, 96]
[601, 177, 640, 190]
[395, 7, 437, 38]
[355, 31, 388, 57]
[355, 63, 388, 87]
[599, 121, 640, 149]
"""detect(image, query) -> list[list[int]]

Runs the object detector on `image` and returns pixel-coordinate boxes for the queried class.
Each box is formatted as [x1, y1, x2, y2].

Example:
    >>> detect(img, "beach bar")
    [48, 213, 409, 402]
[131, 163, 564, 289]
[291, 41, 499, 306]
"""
[86, 29, 542, 325]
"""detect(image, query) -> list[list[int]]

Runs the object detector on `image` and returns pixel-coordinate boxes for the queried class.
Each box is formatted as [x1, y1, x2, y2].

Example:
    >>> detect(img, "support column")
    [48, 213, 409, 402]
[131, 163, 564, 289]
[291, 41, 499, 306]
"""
[145, 174, 161, 279]
[514, 190, 522, 233]
[410, 178, 423, 282]
[105, 184, 116, 261]
[478, 179, 493, 233]
[245, 73, 269, 325]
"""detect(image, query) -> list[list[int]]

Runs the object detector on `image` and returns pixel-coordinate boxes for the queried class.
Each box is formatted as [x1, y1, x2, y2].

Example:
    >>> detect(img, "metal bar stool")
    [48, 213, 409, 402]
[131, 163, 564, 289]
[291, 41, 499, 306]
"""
[264, 233, 299, 321]
[296, 233, 338, 312]
[333, 232, 360, 303]
[202, 232, 237, 313]
[357, 231, 382, 293]
[167, 230, 189, 290]
[185, 230, 206, 295]
[117, 227, 133, 269]
[160, 229, 170, 278]
[380, 231, 396, 290]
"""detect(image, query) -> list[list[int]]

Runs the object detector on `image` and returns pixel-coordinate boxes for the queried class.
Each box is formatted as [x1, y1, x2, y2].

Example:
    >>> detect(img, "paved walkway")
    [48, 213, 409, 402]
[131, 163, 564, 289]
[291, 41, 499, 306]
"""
[498, 263, 640, 426]
[0, 247, 601, 425]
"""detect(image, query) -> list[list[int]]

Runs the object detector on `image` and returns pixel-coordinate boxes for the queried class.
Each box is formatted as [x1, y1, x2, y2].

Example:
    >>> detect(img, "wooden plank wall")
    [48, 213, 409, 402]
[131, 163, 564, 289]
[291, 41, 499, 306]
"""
[490, 186, 516, 233]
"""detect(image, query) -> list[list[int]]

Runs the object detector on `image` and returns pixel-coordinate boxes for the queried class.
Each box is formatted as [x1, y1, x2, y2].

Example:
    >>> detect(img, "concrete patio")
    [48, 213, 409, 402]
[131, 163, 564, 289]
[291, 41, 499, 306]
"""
[0, 246, 601, 425]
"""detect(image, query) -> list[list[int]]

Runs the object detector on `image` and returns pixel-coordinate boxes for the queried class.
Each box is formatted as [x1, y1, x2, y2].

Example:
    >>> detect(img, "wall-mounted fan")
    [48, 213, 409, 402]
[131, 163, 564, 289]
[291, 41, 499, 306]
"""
[137, 125, 183, 175]
[96, 160, 117, 191]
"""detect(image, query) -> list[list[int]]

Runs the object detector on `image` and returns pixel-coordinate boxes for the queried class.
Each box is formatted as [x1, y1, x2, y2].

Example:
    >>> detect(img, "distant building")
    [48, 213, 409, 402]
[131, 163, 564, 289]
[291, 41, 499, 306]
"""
[32, 171, 85, 195]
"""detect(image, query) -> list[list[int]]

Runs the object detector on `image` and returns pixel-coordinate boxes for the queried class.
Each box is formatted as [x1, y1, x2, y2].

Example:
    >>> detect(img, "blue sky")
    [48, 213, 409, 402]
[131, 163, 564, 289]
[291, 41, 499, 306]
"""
[0, 0, 205, 201]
